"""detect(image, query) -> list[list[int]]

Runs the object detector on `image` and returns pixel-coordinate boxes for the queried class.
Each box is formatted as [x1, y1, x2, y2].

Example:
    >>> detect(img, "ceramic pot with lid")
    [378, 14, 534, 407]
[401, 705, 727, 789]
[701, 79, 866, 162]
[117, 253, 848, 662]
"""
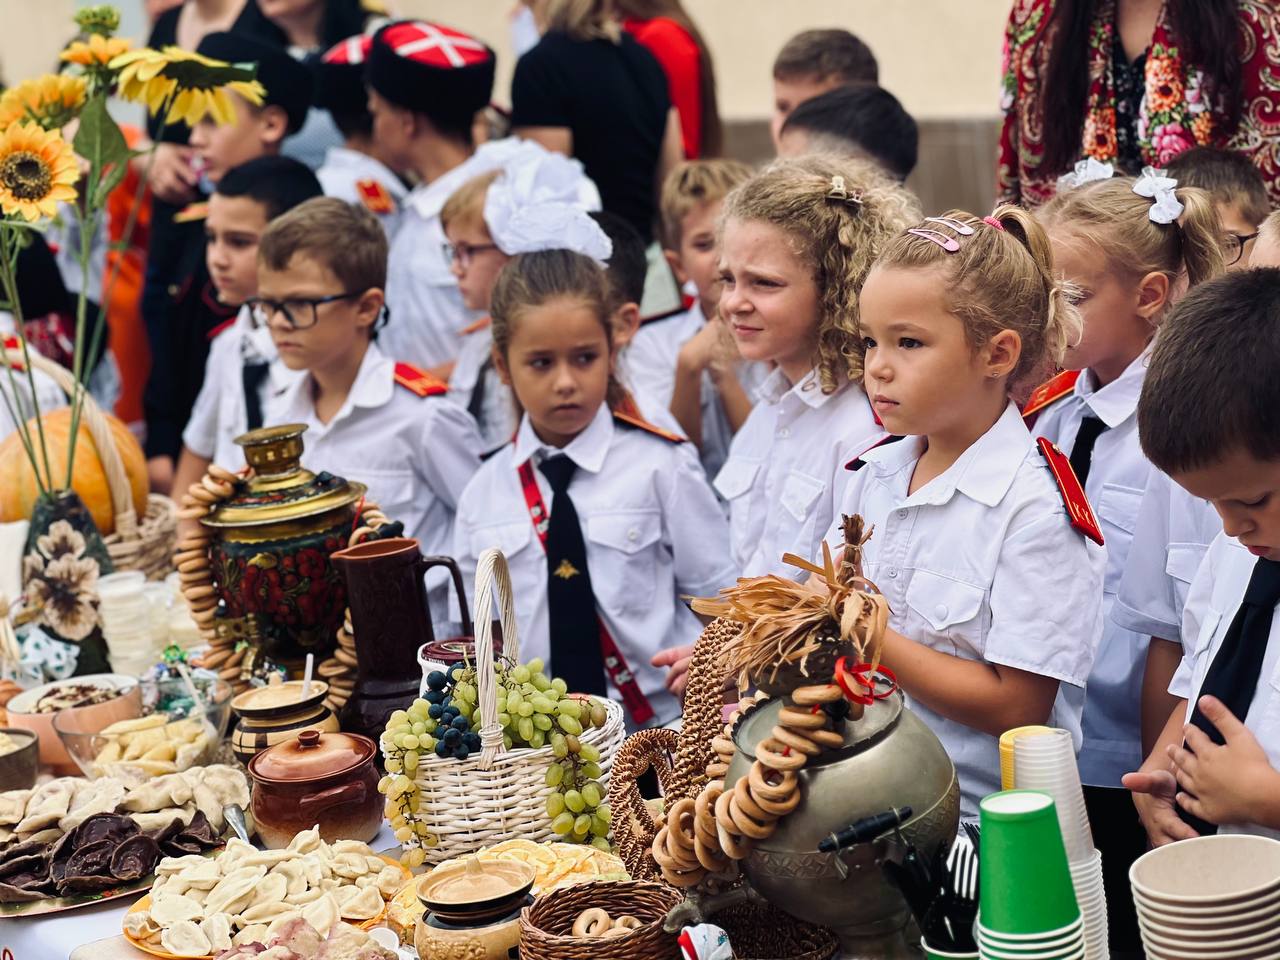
[247, 728, 382, 849]
[230, 680, 340, 765]
[200, 424, 367, 672]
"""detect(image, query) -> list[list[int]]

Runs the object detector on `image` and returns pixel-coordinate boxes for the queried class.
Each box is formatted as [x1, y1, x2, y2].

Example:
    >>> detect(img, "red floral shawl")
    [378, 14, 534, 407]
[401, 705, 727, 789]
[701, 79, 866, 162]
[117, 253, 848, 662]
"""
[997, 0, 1280, 207]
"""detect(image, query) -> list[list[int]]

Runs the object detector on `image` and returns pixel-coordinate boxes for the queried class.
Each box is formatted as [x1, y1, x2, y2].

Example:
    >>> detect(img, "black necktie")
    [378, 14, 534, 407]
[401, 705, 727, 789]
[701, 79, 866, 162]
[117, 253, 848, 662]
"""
[1068, 415, 1107, 487]
[1180, 558, 1280, 835]
[539, 455, 607, 696]
[242, 361, 270, 431]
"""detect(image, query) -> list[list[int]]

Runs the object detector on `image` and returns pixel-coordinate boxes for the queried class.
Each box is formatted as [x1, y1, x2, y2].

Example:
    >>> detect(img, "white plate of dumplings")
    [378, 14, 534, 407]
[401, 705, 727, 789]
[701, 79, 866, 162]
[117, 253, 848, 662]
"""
[123, 827, 409, 958]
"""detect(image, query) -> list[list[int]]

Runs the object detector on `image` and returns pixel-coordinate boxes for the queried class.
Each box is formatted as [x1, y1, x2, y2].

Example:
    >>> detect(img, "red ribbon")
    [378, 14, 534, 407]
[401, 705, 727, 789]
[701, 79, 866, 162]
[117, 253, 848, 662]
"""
[834, 657, 898, 704]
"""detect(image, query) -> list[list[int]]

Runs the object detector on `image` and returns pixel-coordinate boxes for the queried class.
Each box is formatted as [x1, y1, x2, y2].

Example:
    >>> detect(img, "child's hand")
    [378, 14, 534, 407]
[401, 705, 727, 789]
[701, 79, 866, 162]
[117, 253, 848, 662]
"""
[1167, 695, 1280, 829]
[1121, 768, 1200, 846]
[705, 318, 743, 384]
[652, 644, 695, 699]
[677, 321, 720, 377]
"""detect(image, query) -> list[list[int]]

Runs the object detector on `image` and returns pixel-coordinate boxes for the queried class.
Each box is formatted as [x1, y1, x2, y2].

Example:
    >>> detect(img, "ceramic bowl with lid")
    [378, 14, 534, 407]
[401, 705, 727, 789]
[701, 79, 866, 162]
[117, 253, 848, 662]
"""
[247, 728, 381, 849]
[230, 679, 339, 765]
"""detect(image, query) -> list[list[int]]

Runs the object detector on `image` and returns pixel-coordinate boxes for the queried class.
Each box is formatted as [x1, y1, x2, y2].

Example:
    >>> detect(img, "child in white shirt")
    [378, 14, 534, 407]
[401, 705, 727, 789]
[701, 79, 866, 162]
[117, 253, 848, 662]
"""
[255, 198, 482, 615]
[1125, 269, 1280, 842]
[453, 249, 735, 730]
[830, 206, 1105, 820]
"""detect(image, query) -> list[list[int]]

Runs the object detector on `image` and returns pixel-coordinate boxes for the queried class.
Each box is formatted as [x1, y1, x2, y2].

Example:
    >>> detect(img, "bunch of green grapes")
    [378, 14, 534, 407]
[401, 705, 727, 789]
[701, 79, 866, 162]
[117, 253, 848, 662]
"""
[448, 657, 613, 849]
[377, 696, 440, 866]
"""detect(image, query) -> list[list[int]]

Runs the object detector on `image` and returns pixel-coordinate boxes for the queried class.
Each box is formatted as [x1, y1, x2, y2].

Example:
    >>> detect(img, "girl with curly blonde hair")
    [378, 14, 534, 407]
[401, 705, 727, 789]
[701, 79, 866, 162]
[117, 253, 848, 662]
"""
[709, 154, 918, 583]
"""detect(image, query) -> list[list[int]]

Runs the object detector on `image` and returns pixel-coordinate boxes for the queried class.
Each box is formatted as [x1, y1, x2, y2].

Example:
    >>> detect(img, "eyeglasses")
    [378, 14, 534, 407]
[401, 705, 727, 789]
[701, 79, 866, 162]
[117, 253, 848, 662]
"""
[246, 292, 363, 330]
[1224, 231, 1260, 266]
[442, 241, 501, 269]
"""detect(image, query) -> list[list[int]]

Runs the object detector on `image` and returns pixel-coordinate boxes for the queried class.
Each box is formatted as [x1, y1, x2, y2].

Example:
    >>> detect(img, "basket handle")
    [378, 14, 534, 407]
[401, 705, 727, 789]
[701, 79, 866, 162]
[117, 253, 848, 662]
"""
[472, 547, 520, 770]
[2, 348, 138, 541]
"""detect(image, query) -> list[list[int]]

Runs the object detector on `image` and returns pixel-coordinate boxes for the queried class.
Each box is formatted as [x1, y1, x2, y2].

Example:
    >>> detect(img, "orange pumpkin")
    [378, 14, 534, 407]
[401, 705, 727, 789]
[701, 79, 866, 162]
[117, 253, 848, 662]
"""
[0, 408, 149, 536]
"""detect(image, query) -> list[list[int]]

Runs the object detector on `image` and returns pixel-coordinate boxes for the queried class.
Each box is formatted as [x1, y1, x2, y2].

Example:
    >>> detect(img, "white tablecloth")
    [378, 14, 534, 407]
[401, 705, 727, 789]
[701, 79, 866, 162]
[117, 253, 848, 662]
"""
[0, 825, 398, 960]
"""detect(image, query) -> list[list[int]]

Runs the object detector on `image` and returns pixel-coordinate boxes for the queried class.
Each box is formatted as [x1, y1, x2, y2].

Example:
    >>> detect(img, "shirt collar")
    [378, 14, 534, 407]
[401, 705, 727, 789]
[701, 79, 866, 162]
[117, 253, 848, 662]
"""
[274, 341, 392, 424]
[756, 367, 842, 408]
[1071, 344, 1150, 428]
[512, 403, 613, 474]
[860, 402, 1033, 508]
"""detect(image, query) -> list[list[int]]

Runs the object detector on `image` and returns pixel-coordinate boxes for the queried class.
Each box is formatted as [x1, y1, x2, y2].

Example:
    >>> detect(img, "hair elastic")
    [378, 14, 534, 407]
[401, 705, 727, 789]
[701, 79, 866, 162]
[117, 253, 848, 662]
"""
[982, 216, 1005, 231]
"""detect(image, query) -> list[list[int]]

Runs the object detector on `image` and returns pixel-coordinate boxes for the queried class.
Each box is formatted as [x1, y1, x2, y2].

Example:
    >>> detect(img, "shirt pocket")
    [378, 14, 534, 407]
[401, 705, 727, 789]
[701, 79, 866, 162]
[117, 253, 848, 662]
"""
[586, 510, 663, 614]
[1097, 483, 1144, 586]
[358, 467, 417, 524]
[905, 570, 987, 655]
[469, 520, 534, 561]
[1165, 542, 1205, 586]
[714, 457, 759, 554]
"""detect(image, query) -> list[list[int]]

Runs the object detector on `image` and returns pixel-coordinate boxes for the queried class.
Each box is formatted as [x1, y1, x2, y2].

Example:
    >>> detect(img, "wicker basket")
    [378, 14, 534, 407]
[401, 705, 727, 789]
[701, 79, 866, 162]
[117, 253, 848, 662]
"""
[3, 348, 177, 580]
[519, 880, 682, 960]
[409, 548, 626, 864]
[711, 902, 840, 959]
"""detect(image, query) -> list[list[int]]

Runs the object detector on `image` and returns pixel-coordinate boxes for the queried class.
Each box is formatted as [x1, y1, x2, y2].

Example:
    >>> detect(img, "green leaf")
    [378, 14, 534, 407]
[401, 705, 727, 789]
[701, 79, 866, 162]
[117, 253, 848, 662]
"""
[162, 58, 258, 91]
[73, 95, 131, 210]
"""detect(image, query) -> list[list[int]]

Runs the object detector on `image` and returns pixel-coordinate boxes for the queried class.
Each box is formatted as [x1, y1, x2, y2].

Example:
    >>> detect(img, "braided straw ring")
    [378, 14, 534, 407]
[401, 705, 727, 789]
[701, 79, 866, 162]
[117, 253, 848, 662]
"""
[771, 725, 822, 756]
[756, 738, 807, 772]
[749, 761, 797, 801]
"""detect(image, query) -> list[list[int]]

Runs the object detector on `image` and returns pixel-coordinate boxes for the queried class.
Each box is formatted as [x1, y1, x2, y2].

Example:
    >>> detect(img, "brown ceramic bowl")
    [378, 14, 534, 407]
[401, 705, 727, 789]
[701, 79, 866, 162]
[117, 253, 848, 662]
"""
[418, 858, 537, 925]
[0, 728, 39, 790]
[5, 675, 142, 772]
[248, 728, 382, 849]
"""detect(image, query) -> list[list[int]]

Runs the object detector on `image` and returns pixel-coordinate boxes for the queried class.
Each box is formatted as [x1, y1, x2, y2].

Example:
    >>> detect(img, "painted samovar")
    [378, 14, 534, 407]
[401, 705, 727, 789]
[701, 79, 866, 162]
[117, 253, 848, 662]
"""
[201, 424, 365, 673]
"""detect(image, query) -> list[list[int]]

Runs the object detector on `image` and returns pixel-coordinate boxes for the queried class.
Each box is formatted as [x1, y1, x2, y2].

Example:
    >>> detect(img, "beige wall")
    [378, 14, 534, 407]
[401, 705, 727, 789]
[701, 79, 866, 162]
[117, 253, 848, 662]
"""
[394, 0, 1010, 122]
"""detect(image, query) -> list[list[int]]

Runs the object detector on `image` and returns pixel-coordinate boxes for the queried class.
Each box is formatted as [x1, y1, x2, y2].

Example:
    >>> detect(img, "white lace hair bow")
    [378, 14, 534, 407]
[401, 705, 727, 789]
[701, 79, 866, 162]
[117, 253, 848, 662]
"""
[1057, 157, 1115, 191]
[483, 144, 611, 263]
[1132, 165, 1184, 225]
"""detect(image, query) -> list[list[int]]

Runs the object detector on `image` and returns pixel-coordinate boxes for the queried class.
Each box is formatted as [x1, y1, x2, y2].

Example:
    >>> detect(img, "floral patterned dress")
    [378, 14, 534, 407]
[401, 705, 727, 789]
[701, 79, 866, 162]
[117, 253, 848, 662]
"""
[998, 0, 1280, 207]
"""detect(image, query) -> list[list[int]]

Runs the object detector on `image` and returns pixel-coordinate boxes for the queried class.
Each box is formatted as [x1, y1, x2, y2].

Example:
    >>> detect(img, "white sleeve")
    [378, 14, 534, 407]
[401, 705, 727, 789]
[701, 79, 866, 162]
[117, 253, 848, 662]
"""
[660, 443, 737, 599]
[417, 398, 483, 510]
[1112, 475, 1179, 640]
[984, 509, 1105, 687]
[623, 327, 678, 410]
[1168, 534, 1224, 700]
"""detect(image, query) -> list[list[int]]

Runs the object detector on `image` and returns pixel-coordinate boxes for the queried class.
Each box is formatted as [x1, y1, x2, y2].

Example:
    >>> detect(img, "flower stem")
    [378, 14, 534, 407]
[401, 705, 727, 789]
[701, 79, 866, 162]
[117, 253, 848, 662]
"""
[0, 229, 53, 495]
[62, 202, 100, 490]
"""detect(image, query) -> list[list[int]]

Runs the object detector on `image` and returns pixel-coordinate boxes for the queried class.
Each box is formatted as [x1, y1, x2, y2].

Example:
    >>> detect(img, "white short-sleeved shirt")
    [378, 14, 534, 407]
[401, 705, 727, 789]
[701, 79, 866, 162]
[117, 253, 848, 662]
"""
[714, 369, 879, 579]
[830, 402, 1106, 819]
[265, 341, 482, 616]
[453, 404, 737, 728]
[626, 302, 768, 484]
[449, 319, 515, 455]
[1031, 352, 1152, 786]
[183, 308, 302, 469]
[0, 336, 65, 436]
[1171, 533, 1280, 839]
[1113, 468, 1221, 647]
[316, 146, 408, 240]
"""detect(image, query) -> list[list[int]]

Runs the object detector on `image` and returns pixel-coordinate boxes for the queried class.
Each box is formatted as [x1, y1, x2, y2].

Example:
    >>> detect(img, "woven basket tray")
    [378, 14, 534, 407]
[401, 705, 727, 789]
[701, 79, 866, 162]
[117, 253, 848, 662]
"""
[3, 347, 176, 579]
[408, 548, 626, 864]
[519, 879, 682, 960]
[711, 901, 841, 959]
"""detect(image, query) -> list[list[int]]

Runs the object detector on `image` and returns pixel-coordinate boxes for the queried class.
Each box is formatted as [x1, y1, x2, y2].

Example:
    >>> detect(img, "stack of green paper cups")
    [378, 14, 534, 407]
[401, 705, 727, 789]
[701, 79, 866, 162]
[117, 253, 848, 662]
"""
[976, 790, 1084, 960]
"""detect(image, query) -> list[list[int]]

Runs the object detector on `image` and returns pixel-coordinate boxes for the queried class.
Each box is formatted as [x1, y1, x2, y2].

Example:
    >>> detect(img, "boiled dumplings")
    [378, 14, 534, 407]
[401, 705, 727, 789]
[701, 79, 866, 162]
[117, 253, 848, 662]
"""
[134, 828, 400, 952]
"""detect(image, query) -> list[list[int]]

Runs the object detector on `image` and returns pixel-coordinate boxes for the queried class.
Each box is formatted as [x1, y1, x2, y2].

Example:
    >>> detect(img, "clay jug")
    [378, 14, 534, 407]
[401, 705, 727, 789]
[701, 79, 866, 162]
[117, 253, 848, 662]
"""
[331, 537, 471, 742]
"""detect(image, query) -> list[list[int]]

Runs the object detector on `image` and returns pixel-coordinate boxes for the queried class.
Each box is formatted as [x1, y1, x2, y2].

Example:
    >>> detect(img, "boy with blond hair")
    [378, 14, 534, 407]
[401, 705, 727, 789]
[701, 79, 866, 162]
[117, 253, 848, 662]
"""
[256, 198, 482, 611]
[627, 159, 761, 480]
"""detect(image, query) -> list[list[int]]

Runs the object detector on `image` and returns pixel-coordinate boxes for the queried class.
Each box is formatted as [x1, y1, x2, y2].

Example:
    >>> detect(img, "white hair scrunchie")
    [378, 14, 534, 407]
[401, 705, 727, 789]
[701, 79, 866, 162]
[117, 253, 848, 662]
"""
[1057, 157, 1115, 191]
[1132, 165, 1184, 225]
[482, 144, 611, 263]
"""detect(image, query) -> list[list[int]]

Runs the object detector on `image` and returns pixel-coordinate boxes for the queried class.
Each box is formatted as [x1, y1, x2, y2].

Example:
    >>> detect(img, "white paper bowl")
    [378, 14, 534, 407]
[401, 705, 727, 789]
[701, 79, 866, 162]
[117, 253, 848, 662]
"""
[1130, 835, 1280, 907]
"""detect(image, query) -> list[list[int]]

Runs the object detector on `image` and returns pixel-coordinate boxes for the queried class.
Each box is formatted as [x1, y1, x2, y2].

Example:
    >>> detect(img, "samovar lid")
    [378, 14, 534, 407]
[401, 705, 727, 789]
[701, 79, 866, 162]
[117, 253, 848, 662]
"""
[200, 424, 367, 528]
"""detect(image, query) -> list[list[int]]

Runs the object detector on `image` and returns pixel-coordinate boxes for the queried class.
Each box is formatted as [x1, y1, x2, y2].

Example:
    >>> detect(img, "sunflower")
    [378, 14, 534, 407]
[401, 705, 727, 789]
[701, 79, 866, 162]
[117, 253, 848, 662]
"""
[61, 34, 132, 69]
[0, 75, 87, 131]
[110, 46, 265, 126]
[0, 123, 79, 222]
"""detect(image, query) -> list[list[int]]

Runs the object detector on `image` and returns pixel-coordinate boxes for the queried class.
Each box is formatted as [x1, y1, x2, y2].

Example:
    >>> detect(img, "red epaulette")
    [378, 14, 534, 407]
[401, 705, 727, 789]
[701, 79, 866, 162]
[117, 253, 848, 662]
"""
[844, 433, 905, 471]
[460, 316, 492, 337]
[612, 409, 686, 444]
[355, 179, 395, 215]
[393, 362, 448, 398]
[206, 317, 236, 341]
[1, 335, 23, 370]
[1036, 437, 1105, 546]
[174, 201, 209, 224]
[1021, 370, 1080, 421]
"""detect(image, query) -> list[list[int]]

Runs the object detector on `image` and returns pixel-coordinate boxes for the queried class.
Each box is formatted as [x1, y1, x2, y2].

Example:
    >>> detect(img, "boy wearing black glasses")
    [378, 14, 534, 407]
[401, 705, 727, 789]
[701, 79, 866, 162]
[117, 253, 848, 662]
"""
[1165, 147, 1269, 271]
[255, 197, 482, 614]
